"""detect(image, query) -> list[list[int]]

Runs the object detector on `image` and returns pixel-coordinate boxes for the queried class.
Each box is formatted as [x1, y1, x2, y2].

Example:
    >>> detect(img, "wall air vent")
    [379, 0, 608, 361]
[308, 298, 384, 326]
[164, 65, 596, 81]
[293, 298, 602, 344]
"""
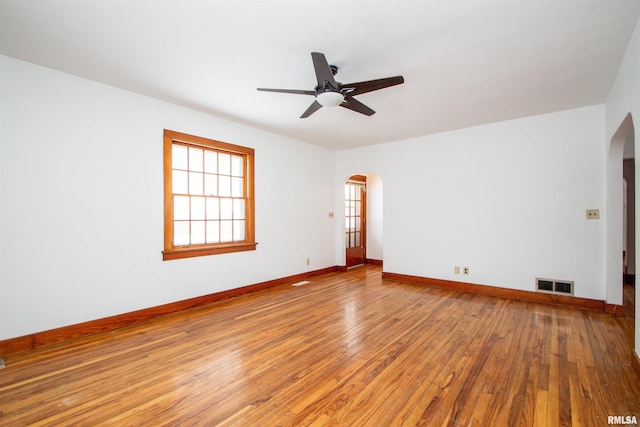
[536, 277, 574, 295]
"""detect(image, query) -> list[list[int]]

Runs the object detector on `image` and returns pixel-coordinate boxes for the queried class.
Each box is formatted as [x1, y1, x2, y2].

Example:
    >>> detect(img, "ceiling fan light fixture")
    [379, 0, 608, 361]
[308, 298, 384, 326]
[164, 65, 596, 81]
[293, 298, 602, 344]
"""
[316, 91, 344, 107]
[257, 52, 404, 118]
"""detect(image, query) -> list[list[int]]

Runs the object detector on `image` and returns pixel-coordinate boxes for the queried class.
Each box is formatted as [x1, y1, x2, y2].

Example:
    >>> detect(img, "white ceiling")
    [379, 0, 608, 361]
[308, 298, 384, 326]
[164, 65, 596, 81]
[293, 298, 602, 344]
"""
[1, 0, 639, 150]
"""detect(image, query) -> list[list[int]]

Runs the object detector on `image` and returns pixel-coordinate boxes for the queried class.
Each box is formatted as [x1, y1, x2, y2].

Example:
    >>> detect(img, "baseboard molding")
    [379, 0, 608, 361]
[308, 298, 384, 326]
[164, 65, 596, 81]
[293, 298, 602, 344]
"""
[0, 266, 342, 357]
[632, 349, 640, 379]
[382, 272, 607, 312]
[366, 258, 383, 266]
[605, 303, 626, 317]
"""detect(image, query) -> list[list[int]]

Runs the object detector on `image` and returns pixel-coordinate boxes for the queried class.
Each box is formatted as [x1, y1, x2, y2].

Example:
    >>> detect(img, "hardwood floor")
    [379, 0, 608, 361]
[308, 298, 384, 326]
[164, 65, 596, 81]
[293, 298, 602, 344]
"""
[0, 265, 638, 426]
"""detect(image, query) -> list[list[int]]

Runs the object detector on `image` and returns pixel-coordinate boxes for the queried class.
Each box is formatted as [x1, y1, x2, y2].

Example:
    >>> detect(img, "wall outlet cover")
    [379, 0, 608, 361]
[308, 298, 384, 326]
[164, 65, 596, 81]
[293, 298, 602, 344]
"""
[586, 209, 600, 219]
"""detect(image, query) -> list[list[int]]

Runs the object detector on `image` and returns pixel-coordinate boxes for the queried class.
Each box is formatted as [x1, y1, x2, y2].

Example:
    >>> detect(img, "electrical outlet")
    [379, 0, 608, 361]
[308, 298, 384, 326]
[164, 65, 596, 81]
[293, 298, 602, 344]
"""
[306, 258, 310, 266]
[454, 266, 461, 274]
[463, 267, 469, 275]
[586, 209, 600, 220]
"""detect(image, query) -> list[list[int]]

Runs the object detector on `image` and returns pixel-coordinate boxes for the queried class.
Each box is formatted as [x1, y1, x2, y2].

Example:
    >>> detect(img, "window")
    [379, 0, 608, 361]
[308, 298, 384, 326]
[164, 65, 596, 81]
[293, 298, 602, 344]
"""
[163, 130, 256, 260]
[345, 178, 365, 249]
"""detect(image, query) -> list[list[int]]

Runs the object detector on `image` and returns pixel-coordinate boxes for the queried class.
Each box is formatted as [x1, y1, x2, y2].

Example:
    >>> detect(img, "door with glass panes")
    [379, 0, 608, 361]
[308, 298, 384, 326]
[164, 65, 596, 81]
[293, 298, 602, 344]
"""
[345, 176, 366, 267]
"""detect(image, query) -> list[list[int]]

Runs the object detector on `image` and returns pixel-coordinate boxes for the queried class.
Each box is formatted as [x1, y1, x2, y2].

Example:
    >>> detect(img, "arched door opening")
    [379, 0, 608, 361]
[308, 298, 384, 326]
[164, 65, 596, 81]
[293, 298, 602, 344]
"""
[606, 113, 635, 319]
[345, 175, 366, 268]
[343, 173, 383, 268]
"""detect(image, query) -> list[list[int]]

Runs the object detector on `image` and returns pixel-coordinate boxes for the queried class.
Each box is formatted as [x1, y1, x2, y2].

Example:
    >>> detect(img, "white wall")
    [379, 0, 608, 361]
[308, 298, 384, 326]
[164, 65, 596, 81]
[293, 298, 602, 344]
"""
[605, 16, 640, 358]
[366, 173, 383, 261]
[0, 55, 336, 340]
[336, 105, 606, 300]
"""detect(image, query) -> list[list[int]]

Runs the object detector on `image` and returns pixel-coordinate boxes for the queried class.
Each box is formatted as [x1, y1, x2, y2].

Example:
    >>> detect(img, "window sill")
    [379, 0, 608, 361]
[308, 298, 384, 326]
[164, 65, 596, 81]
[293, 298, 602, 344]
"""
[162, 242, 257, 260]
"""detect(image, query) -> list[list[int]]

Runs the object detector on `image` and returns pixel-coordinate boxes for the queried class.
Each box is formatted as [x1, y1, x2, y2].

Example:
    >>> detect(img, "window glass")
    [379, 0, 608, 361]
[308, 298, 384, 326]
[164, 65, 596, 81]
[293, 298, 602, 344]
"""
[163, 130, 255, 260]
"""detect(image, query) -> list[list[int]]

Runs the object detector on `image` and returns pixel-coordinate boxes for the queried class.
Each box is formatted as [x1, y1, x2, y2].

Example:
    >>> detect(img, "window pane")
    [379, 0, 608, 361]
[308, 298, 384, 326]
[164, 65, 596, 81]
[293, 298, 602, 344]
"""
[233, 199, 245, 219]
[206, 197, 219, 220]
[204, 174, 217, 196]
[204, 150, 217, 173]
[189, 147, 203, 172]
[220, 198, 233, 220]
[231, 177, 243, 197]
[219, 175, 231, 197]
[173, 145, 188, 170]
[174, 221, 190, 246]
[174, 196, 190, 220]
[355, 201, 361, 216]
[355, 187, 361, 201]
[355, 217, 361, 231]
[172, 170, 188, 194]
[231, 155, 243, 177]
[355, 231, 360, 247]
[345, 217, 350, 230]
[345, 233, 350, 248]
[164, 131, 255, 259]
[234, 220, 245, 241]
[191, 220, 205, 244]
[191, 196, 205, 220]
[219, 153, 231, 175]
[189, 171, 203, 195]
[206, 220, 219, 243]
[350, 232, 355, 247]
[220, 220, 233, 242]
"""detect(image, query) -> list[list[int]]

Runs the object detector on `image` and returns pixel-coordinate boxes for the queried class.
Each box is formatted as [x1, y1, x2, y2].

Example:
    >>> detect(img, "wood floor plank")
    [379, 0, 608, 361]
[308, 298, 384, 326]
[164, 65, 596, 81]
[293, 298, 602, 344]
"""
[0, 265, 638, 426]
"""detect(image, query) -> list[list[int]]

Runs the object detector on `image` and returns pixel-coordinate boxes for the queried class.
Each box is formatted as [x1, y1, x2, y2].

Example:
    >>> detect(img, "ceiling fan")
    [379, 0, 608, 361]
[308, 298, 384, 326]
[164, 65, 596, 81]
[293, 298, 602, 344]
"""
[257, 52, 404, 118]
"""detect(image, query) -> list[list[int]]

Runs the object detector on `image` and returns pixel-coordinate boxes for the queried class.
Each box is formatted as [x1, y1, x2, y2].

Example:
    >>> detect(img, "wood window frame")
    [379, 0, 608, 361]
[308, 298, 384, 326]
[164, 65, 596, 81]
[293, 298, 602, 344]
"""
[163, 129, 256, 261]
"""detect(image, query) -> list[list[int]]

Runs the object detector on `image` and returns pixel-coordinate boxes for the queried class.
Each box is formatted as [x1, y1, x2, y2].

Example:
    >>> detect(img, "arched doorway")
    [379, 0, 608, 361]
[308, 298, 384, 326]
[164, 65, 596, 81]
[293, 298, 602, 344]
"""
[343, 173, 383, 267]
[345, 175, 367, 267]
[606, 113, 635, 310]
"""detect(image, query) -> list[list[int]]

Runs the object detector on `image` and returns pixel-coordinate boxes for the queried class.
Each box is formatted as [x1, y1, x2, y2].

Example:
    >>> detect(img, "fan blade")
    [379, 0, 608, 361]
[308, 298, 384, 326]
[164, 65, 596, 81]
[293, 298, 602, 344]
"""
[342, 76, 404, 96]
[341, 96, 375, 116]
[300, 100, 323, 118]
[311, 52, 338, 90]
[257, 88, 315, 95]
